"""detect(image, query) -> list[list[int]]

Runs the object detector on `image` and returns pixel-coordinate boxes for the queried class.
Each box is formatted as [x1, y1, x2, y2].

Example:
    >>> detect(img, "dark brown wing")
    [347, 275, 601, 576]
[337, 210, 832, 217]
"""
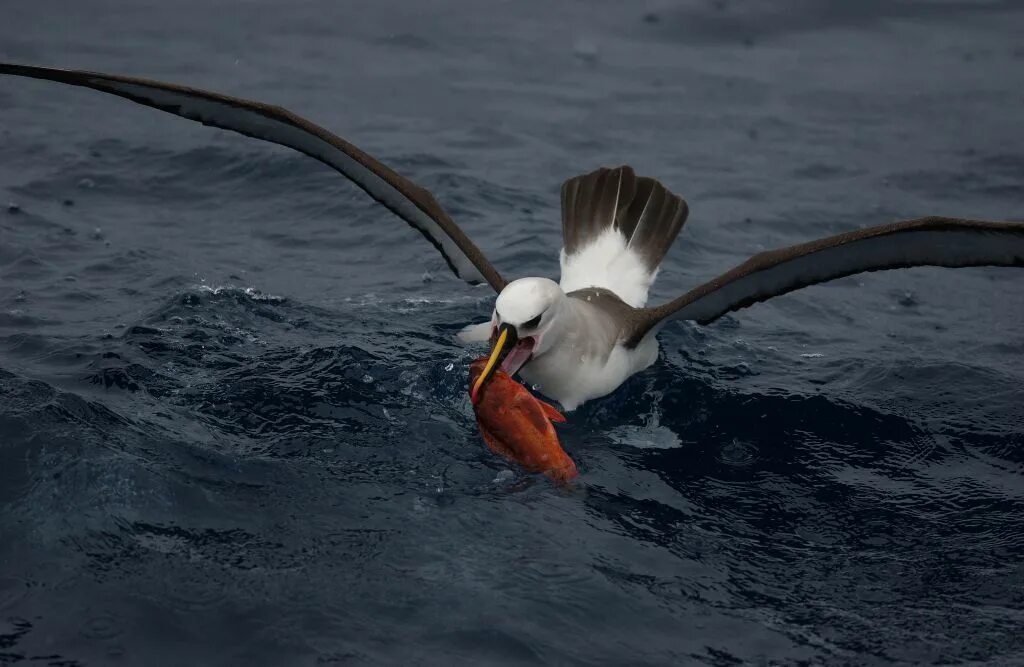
[0, 62, 506, 291]
[626, 216, 1024, 344]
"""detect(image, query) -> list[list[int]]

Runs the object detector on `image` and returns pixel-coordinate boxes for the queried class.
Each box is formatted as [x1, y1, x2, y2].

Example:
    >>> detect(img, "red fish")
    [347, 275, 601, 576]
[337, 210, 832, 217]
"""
[468, 357, 578, 482]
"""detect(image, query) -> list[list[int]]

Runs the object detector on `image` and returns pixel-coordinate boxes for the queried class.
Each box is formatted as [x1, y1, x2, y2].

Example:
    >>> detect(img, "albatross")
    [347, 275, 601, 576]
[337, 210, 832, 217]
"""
[2, 63, 1023, 410]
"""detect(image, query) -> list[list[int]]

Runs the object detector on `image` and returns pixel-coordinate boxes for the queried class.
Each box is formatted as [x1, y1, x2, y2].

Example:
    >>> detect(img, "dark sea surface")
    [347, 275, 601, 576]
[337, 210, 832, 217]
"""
[2, 1, 1023, 665]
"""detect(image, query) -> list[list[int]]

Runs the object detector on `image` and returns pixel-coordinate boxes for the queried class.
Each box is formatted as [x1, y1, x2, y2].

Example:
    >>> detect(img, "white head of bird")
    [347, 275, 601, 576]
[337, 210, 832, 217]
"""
[470, 277, 566, 403]
[495, 277, 566, 353]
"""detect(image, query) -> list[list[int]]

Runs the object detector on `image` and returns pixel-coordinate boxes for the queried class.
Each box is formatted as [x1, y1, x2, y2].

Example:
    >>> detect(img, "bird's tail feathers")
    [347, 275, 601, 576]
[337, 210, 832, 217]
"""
[559, 165, 688, 306]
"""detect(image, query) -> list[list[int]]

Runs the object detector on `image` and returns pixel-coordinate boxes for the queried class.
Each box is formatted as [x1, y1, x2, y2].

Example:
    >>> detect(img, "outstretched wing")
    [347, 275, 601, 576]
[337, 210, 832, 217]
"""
[627, 216, 1024, 343]
[0, 62, 507, 292]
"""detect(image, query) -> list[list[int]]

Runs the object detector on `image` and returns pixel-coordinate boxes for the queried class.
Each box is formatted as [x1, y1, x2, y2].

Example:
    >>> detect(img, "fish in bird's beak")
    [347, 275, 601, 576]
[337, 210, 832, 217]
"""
[467, 357, 576, 483]
[470, 322, 536, 404]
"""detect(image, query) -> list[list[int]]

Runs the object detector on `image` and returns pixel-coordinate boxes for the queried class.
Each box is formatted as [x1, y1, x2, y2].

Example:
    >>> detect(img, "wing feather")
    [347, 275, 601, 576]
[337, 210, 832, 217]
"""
[627, 216, 1024, 343]
[0, 62, 506, 291]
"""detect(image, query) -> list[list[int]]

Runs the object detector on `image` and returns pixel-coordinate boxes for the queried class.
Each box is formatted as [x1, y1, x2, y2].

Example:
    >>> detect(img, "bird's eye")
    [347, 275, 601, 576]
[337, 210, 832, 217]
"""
[523, 314, 542, 329]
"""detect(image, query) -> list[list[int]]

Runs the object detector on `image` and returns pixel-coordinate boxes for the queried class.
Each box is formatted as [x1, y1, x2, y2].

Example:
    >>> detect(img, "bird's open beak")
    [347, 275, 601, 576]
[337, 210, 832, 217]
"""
[470, 323, 516, 404]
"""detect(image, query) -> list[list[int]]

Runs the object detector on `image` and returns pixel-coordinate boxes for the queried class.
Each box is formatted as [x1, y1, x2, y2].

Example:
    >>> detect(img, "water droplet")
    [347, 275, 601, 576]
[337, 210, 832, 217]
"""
[898, 290, 918, 307]
[494, 470, 514, 483]
[718, 439, 758, 467]
[80, 611, 121, 640]
[573, 37, 599, 63]
[444, 362, 454, 371]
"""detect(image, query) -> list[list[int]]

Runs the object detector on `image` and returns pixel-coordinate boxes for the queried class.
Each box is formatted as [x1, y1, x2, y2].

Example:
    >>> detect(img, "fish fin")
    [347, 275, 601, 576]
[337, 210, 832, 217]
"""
[546, 460, 579, 484]
[539, 400, 567, 423]
[513, 394, 556, 433]
[478, 421, 515, 460]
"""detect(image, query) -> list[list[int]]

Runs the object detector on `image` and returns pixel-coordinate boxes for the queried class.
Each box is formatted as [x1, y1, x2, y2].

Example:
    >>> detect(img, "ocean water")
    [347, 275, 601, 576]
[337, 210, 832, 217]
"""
[1, 1, 1023, 664]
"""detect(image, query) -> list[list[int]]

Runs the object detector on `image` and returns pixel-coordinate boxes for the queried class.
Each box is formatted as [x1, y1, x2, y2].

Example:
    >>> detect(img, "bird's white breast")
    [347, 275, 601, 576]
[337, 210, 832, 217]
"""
[520, 333, 659, 411]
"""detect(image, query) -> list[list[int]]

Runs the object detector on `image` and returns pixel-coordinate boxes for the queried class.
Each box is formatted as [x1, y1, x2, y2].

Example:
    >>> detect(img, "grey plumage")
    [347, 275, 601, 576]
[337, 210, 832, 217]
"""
[566, 287, 635, 343]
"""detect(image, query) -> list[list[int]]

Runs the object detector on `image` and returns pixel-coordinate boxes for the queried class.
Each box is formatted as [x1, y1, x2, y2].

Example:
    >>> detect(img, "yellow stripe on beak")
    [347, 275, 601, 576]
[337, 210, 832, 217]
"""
[471, 326, 510, 403]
